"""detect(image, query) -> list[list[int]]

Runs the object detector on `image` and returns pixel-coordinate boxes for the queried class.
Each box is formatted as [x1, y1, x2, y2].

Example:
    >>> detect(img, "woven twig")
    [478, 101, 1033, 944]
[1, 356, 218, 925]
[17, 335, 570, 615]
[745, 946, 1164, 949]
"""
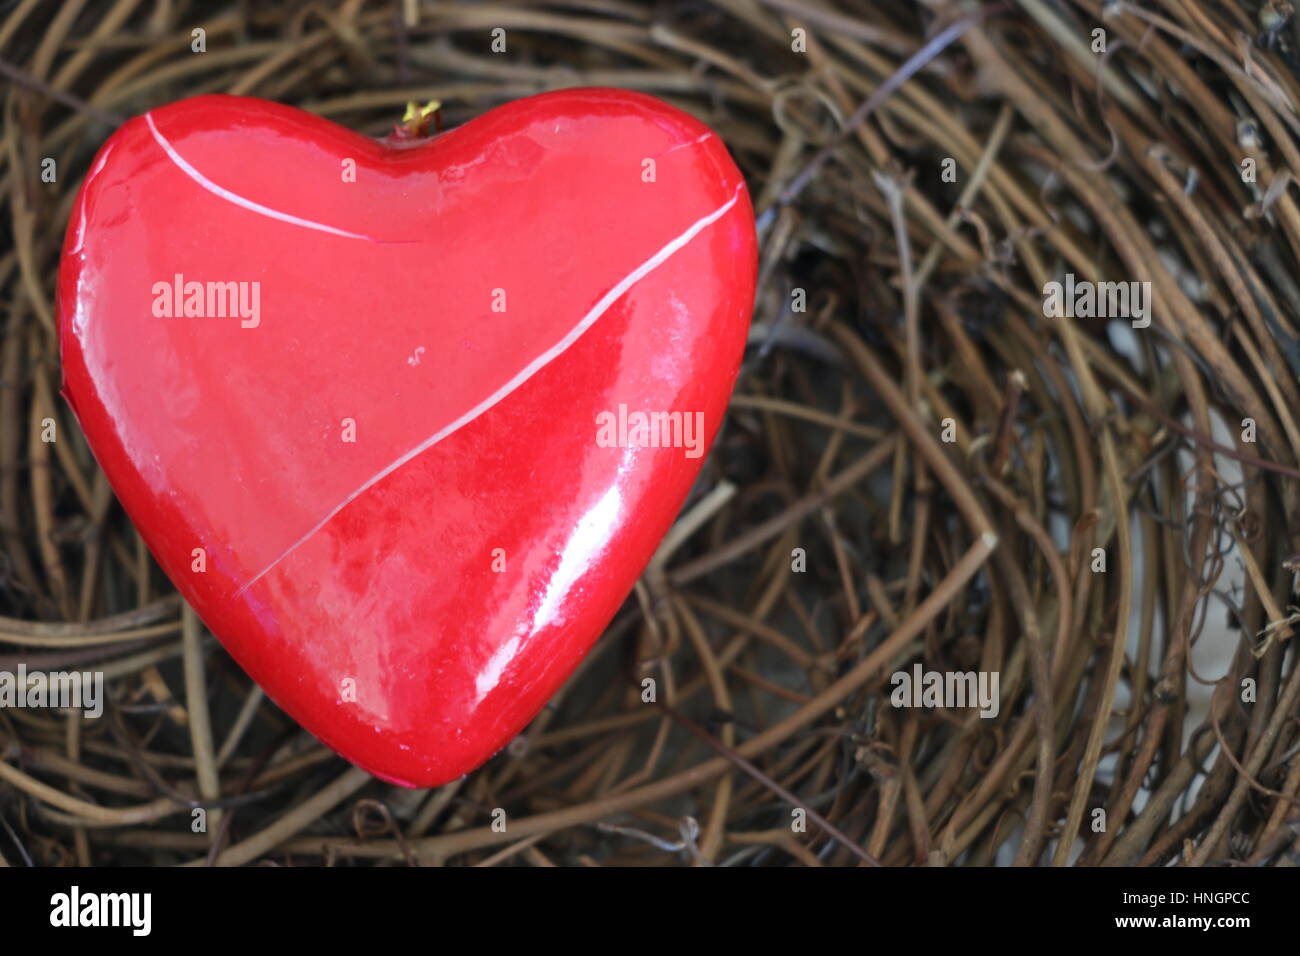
[1, 0, 1298, 868]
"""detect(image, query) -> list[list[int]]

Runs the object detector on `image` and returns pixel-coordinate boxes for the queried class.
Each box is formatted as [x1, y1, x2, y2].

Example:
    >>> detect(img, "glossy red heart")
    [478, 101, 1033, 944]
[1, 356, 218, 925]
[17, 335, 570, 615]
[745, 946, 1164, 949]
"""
[57, 90, 756, 786]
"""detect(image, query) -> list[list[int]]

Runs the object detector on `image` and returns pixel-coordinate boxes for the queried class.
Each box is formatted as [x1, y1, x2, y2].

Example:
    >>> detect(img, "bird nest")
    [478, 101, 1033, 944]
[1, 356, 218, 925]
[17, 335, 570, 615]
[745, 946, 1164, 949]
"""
[1, 0, 1298, 867]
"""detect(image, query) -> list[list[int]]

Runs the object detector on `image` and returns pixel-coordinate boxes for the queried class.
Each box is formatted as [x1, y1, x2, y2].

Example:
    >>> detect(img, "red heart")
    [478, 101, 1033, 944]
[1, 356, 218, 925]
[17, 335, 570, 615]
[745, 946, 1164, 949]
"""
[57, 90, 756, 786]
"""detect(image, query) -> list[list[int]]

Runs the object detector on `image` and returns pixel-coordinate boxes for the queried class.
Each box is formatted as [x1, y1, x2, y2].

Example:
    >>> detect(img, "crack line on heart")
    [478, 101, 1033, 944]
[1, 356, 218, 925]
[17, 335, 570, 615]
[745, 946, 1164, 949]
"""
[234, 181, 746, 595]
[145, 112, 383, 242]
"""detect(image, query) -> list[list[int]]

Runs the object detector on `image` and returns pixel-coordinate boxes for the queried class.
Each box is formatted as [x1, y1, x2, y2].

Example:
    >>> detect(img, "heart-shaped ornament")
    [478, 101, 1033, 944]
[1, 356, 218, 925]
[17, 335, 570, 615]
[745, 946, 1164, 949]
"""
[58, 89, 756, 786]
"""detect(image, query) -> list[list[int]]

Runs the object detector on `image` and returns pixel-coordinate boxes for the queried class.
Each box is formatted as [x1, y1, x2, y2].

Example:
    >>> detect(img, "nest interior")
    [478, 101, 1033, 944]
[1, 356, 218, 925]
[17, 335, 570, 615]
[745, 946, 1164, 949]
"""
[2, 0, 1300, 867]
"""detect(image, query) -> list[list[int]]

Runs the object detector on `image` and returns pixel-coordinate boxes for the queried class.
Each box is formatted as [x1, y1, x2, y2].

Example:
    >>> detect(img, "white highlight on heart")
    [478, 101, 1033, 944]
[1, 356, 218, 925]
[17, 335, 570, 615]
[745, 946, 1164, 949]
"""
[70, 145, 115, 256]
[475, 481, 623, 704]
[662, 132, 714, 155]
[145, 112, 379, 242]
[236, 180, 746, 594]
